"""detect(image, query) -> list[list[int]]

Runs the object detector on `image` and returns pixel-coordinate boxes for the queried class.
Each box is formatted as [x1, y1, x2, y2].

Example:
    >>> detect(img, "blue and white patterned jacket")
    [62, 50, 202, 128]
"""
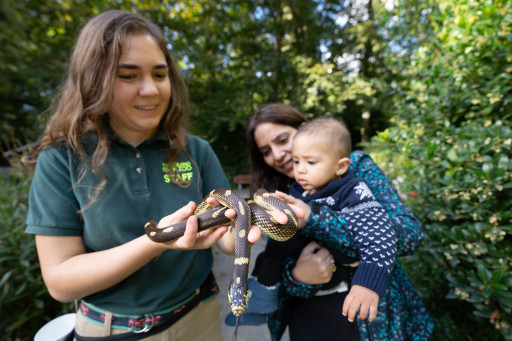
[289, 169, 396, 297]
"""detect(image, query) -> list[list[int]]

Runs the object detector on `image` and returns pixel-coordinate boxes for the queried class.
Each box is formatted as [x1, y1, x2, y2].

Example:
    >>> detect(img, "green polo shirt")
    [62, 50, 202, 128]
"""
[26, 133, 229, 314]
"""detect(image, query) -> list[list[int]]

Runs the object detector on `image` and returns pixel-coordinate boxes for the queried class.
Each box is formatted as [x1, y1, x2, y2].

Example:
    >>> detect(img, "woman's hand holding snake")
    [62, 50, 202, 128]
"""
[154, 201, 232, 251]
[204, 197, 261, 252]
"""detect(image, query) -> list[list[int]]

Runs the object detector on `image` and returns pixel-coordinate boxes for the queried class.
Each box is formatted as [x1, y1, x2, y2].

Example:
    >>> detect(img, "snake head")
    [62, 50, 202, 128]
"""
[228, 279, 249, 317]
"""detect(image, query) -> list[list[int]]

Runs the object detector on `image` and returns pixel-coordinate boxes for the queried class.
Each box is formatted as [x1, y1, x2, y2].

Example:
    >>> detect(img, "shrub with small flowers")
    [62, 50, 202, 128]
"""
[0, 161, 74, 340]
[372, 1, 512, 340]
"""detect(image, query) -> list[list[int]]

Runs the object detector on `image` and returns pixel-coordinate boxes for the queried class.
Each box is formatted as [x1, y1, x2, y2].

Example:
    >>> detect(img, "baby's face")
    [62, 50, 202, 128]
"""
[291, 134, 342, 194]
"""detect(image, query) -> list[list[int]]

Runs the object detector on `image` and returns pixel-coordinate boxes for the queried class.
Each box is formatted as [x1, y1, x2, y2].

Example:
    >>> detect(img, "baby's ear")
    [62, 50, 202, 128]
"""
[336, 157, 350, 176]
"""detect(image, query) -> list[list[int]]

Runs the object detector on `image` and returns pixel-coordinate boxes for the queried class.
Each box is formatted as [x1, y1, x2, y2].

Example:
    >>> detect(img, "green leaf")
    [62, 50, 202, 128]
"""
[447, 148, 458, 162]
[490, 269, 505, 286]
[0, 270, 13, 287]
[495, 290, 512, 299]
[476, 263, 490, 283]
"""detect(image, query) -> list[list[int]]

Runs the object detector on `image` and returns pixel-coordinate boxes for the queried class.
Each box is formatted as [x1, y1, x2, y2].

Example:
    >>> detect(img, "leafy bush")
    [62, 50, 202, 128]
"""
[0, 161, 72, 341]
[372, 1, 512, 339]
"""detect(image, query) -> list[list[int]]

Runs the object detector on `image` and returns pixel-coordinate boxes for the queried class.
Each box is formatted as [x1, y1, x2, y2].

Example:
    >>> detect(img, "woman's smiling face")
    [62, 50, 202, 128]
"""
[108, 33, 171, 146]
[254, 122, 298, 178]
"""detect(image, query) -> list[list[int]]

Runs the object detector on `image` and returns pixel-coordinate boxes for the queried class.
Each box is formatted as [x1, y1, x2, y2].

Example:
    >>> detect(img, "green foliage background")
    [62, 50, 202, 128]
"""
[0, 164, 74, 340]
[1, 0, 511, 340]
[371, 0, 512, 340]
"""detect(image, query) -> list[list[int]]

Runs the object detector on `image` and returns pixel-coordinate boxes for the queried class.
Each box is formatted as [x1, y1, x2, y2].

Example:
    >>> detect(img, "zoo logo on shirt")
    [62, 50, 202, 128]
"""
[162, 161, 194, 187]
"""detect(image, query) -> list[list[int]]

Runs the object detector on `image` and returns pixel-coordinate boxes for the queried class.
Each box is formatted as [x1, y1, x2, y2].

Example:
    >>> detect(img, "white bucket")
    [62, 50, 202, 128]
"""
[34, 313, 76, 341]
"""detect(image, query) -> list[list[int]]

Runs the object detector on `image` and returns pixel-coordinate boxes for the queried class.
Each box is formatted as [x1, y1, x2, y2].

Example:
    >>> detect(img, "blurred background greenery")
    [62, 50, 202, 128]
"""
[1, 0, 511, 340]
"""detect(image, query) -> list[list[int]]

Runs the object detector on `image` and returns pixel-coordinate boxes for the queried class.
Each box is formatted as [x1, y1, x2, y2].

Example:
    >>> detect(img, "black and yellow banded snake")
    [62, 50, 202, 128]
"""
[144, 188, 298, 317]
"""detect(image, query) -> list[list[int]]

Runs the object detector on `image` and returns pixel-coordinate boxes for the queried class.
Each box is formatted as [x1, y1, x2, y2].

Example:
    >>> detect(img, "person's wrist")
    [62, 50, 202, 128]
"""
[291, 266, 300, 282]
[302, 206, 311, 227]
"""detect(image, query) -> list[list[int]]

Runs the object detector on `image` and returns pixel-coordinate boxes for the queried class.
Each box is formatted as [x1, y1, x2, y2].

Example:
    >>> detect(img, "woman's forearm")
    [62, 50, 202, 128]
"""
[36, 234, 165, 302]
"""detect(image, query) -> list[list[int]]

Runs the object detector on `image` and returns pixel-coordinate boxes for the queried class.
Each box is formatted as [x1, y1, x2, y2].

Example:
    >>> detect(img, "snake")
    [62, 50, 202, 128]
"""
[144, 188, 299, 317]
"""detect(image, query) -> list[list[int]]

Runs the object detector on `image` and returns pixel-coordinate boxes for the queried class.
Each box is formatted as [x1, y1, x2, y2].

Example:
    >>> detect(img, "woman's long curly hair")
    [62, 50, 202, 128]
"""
[245, 103, 307, 194]
[26, 10, 190, 203]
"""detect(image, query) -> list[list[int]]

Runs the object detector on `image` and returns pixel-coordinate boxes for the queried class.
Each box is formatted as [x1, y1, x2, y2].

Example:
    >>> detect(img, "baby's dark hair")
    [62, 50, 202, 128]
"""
[295, 116, 351, 158]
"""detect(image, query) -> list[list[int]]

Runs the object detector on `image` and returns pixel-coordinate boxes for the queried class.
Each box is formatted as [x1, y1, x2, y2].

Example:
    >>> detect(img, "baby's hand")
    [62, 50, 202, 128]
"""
[342, 285, 379, 322]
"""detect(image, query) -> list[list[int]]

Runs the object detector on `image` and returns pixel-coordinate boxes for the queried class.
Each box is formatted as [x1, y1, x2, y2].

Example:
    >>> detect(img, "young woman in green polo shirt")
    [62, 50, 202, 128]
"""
[25, 10, 282, 340]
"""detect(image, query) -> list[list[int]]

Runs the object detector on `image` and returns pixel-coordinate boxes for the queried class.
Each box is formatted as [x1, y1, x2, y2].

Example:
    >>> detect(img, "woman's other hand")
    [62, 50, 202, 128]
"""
[291, 241, 334, 285]
[203, 197, 262, 255]
[206, 195, 305, 254]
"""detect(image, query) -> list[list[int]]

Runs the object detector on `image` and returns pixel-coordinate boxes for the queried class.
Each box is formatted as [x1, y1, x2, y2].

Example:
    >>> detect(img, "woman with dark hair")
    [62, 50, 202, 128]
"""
[241, 103, 433, 340]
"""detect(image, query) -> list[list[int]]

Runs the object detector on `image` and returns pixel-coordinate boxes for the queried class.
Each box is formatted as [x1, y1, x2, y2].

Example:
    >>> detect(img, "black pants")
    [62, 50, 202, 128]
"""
[288, 291, 360, 341]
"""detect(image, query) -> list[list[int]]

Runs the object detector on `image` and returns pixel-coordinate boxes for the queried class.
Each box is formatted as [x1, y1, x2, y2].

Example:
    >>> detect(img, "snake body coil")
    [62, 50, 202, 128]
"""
[144, 188, 298, 317]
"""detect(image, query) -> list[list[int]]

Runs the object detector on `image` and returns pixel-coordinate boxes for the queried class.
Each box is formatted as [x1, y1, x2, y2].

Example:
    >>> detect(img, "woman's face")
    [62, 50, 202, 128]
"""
[108, 33, 171, 146]
[253, 122, 297, 178]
